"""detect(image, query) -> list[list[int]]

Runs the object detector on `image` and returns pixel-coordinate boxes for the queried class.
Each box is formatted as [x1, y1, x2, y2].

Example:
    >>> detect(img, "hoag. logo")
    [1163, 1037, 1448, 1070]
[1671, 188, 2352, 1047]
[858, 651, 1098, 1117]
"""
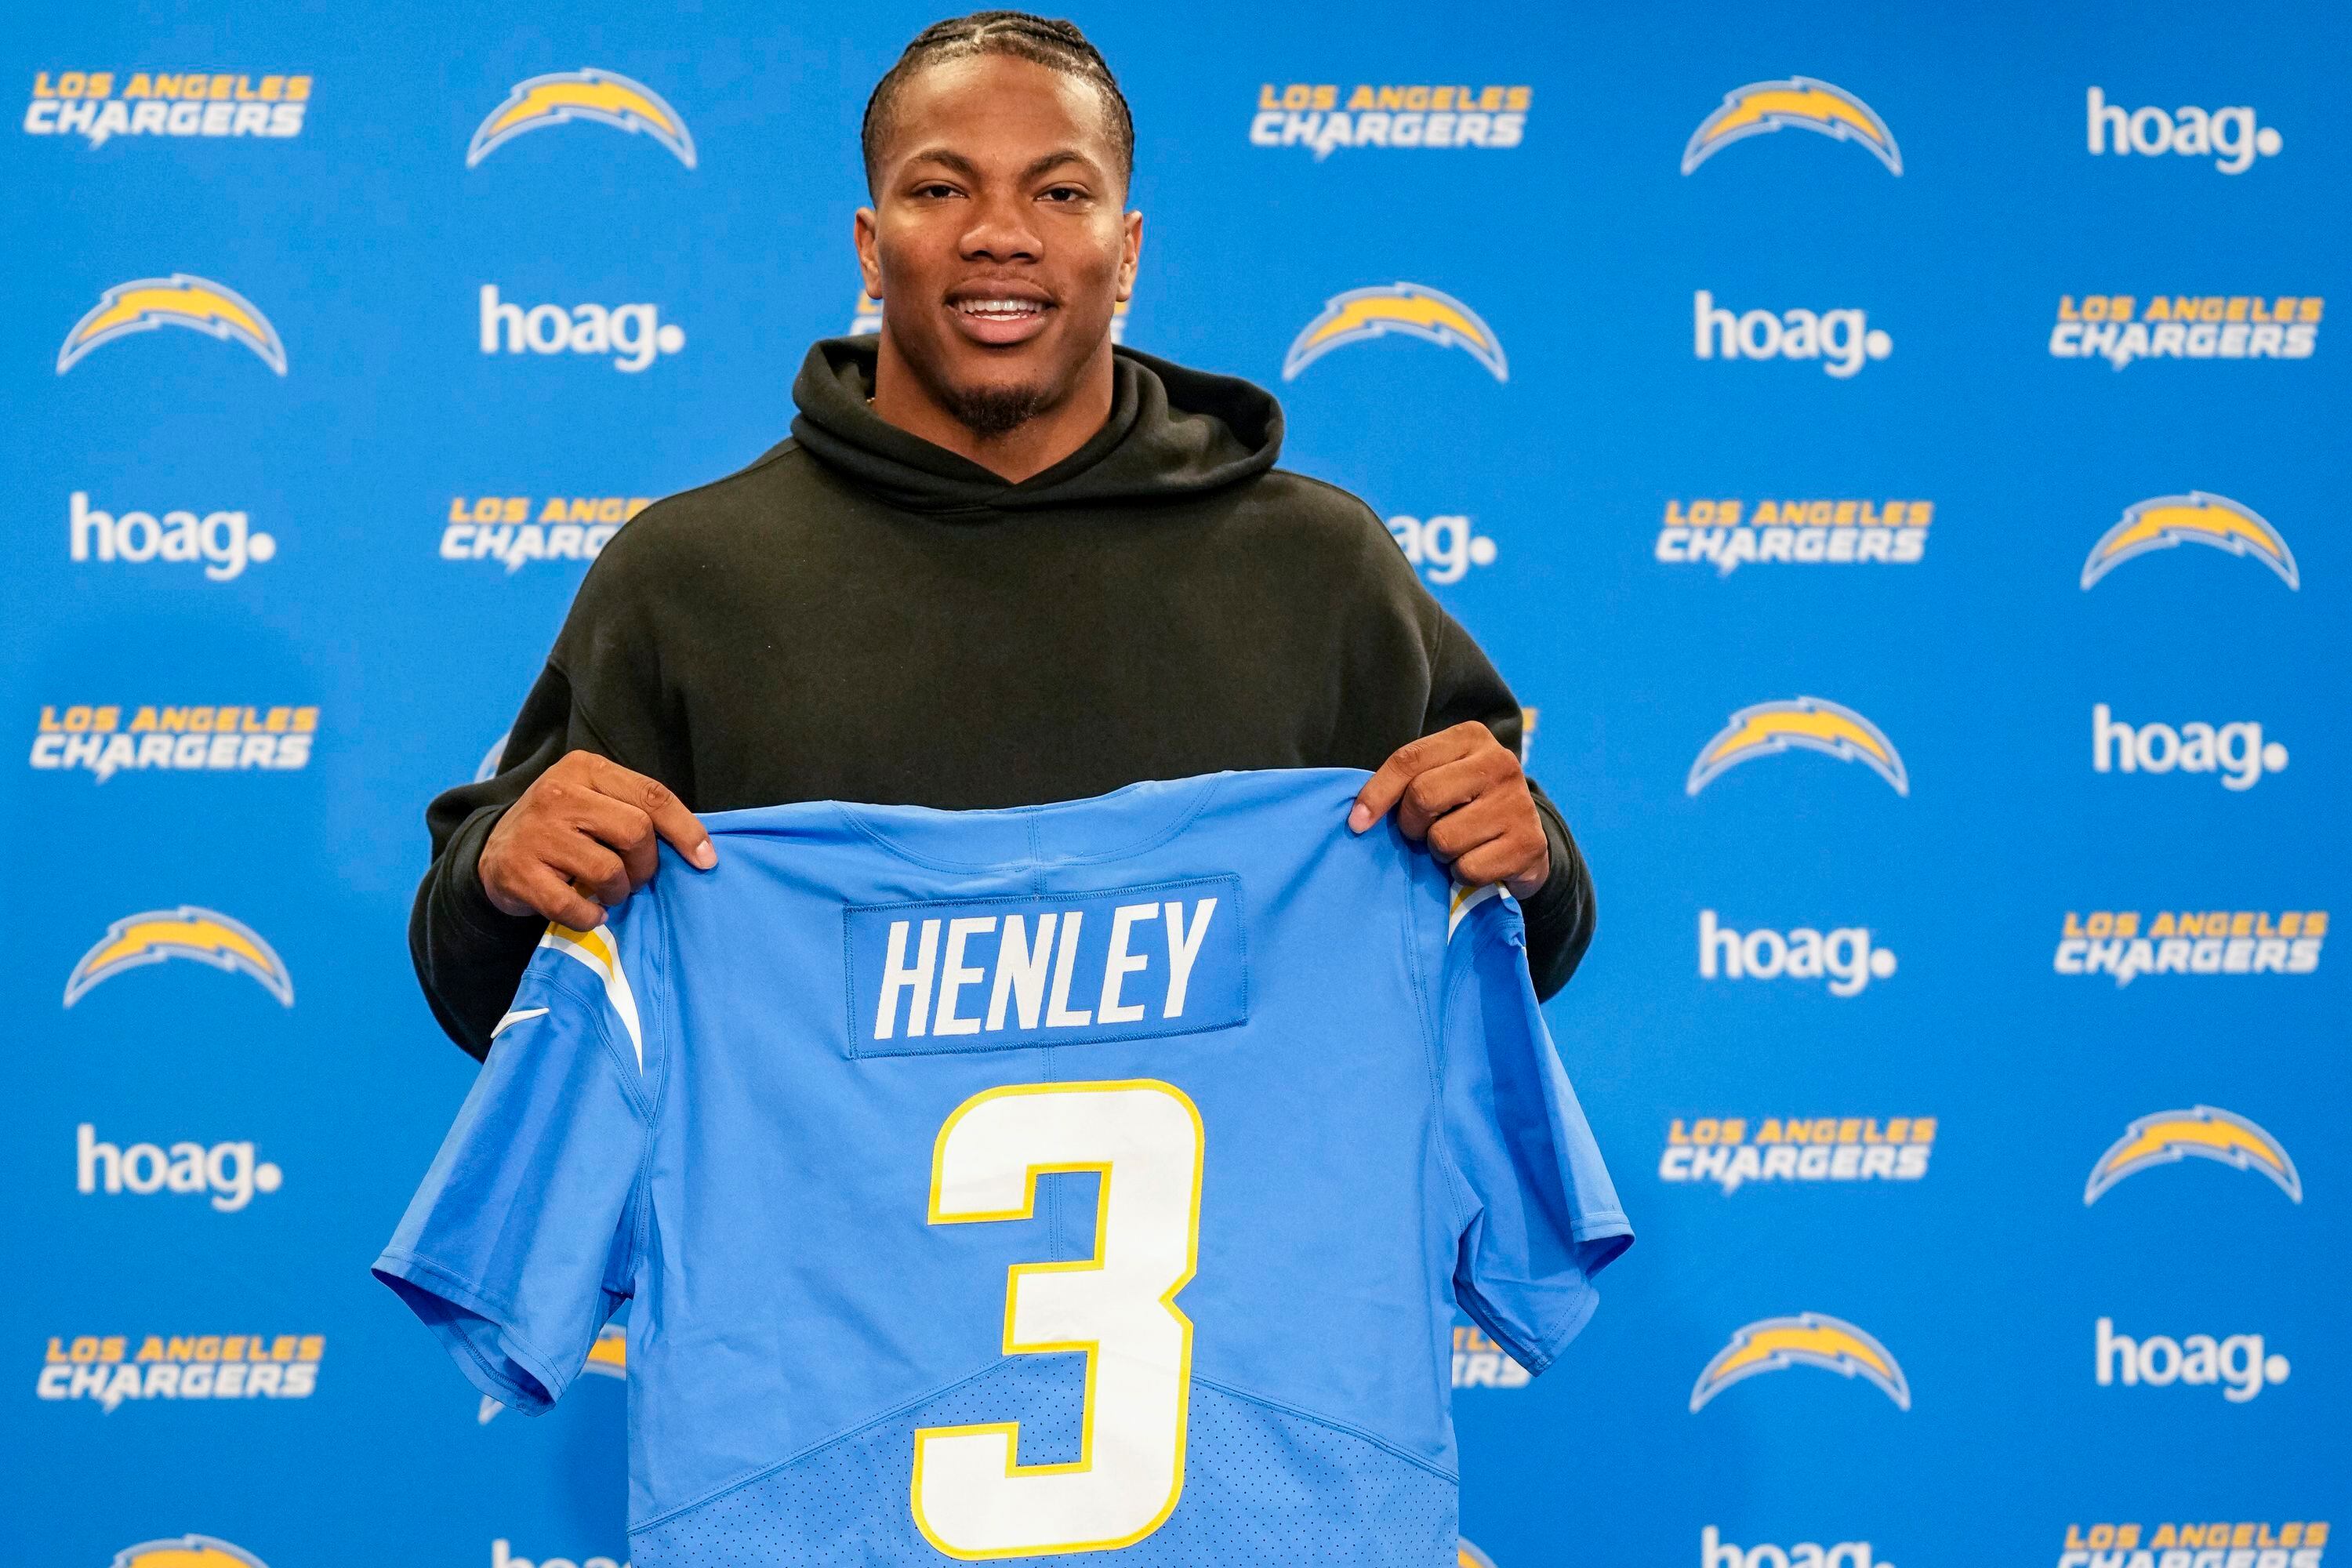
[2088, 88, 2280, 172]
[479, 285, 684, 372]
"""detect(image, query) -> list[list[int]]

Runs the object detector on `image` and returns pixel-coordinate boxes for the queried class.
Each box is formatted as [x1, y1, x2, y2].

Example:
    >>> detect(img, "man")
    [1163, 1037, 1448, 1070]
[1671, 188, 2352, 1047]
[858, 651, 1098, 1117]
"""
[412, 11, 1593, 1057]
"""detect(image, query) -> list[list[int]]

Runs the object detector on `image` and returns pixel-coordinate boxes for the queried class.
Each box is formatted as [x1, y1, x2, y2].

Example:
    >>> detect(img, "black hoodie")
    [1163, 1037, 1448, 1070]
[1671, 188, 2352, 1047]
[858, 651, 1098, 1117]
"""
[411, 338, 1594, 1057]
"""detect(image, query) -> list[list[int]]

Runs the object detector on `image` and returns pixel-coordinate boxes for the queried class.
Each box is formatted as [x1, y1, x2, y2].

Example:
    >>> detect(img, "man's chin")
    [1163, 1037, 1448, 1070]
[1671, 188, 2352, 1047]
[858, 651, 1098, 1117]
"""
[938, 379, 1054, 441]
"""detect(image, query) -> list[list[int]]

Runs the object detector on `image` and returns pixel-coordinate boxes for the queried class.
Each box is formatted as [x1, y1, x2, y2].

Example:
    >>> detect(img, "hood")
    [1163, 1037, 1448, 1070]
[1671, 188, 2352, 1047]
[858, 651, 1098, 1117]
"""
[789, 336, 1283, 514]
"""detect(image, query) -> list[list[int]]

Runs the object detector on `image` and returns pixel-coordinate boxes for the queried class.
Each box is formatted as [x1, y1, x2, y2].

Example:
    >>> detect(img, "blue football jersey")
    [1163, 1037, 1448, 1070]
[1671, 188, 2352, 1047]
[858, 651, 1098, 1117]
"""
[376, 768, 1629, 1565]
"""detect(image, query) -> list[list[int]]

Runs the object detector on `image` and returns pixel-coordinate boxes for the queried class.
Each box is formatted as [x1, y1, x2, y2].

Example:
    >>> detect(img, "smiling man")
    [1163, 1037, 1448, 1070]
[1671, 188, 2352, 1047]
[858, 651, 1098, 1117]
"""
[409, 11, 1595, 1057]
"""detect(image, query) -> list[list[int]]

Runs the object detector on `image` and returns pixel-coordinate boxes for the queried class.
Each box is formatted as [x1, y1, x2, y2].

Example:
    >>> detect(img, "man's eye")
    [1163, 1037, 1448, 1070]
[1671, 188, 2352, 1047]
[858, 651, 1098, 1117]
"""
[1040, 186, 1086, 203]
[913, 182, 960, 199]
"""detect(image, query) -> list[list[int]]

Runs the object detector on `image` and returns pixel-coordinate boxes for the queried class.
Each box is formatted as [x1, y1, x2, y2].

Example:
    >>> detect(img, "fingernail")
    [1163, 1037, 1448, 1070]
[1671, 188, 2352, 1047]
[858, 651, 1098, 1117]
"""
[692, 843, 717, 869]
[1347, 804, 1372, 833]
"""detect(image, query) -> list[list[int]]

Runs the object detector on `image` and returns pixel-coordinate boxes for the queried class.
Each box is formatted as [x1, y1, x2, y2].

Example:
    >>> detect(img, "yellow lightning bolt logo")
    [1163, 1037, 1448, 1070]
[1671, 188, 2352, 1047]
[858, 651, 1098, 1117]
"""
[57, 274, 287, 376]
[1458, 1541, 1501, 1568]
[112, 1537, 271, 1568]
[1682, 77, 1902, 176]
[2085, 1105, 2301, 1205]
[1283, 282, 1507, 382]
[468, 67, 696, 168]
[1686, 695, 1908, 796]
[1690, 1312, 1911, 1411]
[64, 906, 294, 1007]
[2080, 492, 2298, 590]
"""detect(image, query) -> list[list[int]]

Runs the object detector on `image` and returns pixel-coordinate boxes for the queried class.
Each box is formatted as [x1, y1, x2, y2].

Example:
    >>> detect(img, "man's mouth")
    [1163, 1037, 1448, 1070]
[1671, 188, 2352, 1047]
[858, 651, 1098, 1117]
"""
[948, 288, 1054, 346]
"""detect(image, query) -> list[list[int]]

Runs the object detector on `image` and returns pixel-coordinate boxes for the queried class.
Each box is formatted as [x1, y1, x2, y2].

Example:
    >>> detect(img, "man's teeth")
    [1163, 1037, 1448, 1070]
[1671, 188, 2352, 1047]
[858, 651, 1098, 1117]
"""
[960, 299, 1043, 318]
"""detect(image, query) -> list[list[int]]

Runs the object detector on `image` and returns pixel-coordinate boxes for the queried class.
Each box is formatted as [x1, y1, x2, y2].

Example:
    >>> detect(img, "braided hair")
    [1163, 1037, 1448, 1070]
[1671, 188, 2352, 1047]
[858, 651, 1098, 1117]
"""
[862, 11, 1134, 193]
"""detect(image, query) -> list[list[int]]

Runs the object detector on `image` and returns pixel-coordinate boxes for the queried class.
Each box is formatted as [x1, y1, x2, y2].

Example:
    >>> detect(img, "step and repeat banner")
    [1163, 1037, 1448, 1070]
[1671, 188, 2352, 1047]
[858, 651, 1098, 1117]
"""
[5, 2, 2344, 1566]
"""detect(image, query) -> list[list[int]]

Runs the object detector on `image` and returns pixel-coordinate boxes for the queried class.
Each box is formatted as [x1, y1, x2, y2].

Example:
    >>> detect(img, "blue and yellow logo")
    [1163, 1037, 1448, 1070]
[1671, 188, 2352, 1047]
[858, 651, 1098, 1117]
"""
[2080, 492, 2299, 590]
[1686, 696, 1908, 796]
[56, 274, 285, 376]
[2085, 1105, 2302, 1206]
[1283, 282, 1506, 382]
[467, 67, 695, 169]
[1458, 1541, 1500, 1568]
[64, 906, 292, 1008]
[109, 1537, 269, 1568]
[1690, 1312, 1911, 1411]
[1682, 78, 1901, 176]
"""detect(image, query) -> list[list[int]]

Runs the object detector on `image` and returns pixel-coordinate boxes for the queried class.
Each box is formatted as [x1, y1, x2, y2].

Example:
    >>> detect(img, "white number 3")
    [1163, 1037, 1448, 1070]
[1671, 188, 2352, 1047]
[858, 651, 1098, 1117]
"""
[913, 1080, 1205, 1559]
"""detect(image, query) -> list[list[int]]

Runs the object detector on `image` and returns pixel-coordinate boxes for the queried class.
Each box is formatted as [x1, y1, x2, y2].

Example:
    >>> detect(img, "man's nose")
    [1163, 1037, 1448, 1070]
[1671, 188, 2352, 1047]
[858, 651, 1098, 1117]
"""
[960, 194, 1042, 262]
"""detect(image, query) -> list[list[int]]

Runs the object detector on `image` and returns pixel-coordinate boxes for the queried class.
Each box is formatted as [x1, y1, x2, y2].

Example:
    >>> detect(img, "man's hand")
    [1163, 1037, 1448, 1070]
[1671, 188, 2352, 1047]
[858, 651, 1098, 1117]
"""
[479, 751, 717, 929]
[1348, 721, 1552, 898]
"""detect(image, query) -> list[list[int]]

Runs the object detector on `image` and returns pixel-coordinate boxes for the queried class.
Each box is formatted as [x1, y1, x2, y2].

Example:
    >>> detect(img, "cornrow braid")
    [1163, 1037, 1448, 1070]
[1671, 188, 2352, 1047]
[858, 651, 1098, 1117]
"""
[862, 10, 1135, 194]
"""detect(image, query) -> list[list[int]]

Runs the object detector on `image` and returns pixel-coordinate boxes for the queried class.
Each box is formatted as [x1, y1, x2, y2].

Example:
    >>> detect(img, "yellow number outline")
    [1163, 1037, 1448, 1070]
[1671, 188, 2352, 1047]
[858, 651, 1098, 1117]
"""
[911, 1079, 1204, 1559]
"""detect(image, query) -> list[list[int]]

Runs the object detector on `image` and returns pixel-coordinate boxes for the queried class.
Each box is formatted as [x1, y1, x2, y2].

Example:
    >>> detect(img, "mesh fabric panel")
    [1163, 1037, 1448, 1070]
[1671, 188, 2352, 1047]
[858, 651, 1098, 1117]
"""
[632, 1363, 1456, 1566]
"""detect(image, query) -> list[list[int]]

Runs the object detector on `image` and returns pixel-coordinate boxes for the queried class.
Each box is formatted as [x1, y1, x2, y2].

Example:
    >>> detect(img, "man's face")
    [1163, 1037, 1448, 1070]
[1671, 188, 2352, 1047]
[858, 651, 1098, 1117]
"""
[857, 53, 1140, 436]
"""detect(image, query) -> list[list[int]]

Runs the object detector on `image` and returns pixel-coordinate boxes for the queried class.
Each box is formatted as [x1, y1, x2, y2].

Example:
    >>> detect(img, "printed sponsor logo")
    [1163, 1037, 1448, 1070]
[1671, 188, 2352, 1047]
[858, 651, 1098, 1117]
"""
[64, 906, 292, 1007]
[1686, 697, 1907, 796]
[2058, 1522, 2328, 1568]
[1283, 283, 1506, 383]
[1704, 1527, 1895, 1568]
[1690, 1312, 1910, 1411]
[57, 274, 285, 376]
[2094, 706, 2286, 790]
[2085, 1107, 2299, 1205]
[1693, 292, 1892, 377]
[1682, 78, 1900, 175]
[479, 285, 684, 372]
[2055, 909, 2324, 985]
[32, 705, 318, 782]
[1658, 499, 1930, 574]
[1460, 1543, 1501, 1568]
[2051, 296, 2320, 367]
[39, 1334, 324, 1410]
[480, 1323, 623, 1422]
[1389, 514, 1497, 584]
[1663, 1117, 1934, 1193]
[77, 1123, 281, 1210]
[25, 71, 310, 145]
[493, 1541, 630, 1568]
[1248, 82, 1530, 159]
[2081, 493, 2297, 590]
[70, 492, 275, 580]
[854, 288, 1129, 343]
[1698, 911, 1895, 996]
[1451, 1325, 1530, 1389]
[467, 68, 694, 168]
[441, 495, 648, 572]
[2087, 88, 2281, 172]
[2096, 1319, 2288, 1402]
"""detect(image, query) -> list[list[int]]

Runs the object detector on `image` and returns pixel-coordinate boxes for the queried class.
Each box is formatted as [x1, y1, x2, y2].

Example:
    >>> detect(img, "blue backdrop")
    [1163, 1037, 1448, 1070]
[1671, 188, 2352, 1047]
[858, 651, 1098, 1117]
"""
[6, 3, 2344, 1566]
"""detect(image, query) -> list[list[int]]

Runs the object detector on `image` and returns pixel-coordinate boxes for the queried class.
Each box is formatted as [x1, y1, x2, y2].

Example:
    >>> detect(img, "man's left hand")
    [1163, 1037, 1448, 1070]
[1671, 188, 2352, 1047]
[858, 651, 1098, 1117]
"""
[1348, 721, 1552, 898]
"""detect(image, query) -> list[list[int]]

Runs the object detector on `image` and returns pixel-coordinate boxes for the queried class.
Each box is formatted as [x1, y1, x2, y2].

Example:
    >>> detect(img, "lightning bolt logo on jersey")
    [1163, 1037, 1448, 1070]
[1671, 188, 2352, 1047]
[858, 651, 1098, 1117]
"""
[2084, 1107, 2301, 1205]
[378, 770, 1628, 1565]
[57, 274, 286, 376]
[1682, 78, 1902, 175]
[109, 1537, 271, 1568]
[467, 68, 695, 168]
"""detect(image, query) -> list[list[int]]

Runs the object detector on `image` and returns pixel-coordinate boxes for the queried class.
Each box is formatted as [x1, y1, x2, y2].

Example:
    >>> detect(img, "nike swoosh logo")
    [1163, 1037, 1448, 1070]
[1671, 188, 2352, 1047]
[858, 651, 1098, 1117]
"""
[491, 1006, 550, 1040]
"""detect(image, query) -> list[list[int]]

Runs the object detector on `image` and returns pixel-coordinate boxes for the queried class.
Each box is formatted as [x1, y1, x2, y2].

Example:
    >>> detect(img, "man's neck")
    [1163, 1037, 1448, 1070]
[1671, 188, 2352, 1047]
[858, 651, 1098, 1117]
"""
[869, 335, 1117, 484]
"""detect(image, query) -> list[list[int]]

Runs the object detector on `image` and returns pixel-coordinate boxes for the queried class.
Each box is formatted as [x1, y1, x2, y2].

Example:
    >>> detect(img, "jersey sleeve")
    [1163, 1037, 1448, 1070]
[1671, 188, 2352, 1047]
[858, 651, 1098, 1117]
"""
[1437, 884, 1632, 1374]
[372, 916, 657, 1414]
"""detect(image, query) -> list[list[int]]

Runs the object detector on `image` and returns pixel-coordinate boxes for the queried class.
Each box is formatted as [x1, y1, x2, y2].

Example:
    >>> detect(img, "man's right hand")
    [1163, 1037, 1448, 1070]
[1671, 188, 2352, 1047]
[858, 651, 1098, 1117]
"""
[478, 750, 717, 929]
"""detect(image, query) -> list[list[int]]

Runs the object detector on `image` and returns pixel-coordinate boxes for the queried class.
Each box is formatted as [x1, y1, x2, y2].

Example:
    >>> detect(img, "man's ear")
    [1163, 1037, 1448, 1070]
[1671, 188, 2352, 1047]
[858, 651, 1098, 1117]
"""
[853, 207, 884, 299]
[1116, 209, 1143, 303]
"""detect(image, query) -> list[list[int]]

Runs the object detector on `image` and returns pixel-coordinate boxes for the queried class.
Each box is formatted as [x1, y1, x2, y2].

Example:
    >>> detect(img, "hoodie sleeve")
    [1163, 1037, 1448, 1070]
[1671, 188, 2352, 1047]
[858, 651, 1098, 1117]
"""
[410, 521, 689, 1060]
[1421, 605, 1597, 1005]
